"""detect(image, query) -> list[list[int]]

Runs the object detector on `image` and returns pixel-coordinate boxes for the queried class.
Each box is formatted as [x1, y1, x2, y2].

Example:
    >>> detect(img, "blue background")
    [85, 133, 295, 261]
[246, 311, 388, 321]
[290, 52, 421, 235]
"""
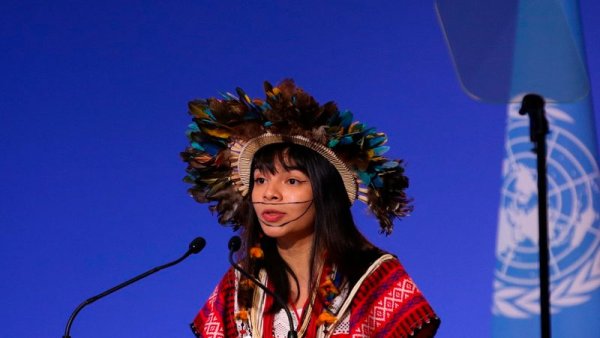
[1, 1, 599, 337]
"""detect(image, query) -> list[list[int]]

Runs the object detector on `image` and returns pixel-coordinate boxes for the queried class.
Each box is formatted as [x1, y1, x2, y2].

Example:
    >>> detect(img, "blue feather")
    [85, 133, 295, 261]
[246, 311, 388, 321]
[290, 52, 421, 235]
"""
[358, 171, 371, 185]
[327, 138, 340, 148]
[340, 136, 354, 145]
[191, 142, 205, 151]
[202, 142, 221, 156]
[373, 146, 390, 156]
[367, 135, 387, 147]
[372, 175, 383, 188]
[382, 161, 399, 169]
[339, 110, 353, 128]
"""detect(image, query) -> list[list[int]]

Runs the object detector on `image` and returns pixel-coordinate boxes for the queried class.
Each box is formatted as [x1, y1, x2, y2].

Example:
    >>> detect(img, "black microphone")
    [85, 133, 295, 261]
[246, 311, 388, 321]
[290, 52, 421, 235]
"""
[63, 236, 206, 338]
[519, 93, 549, 143]
[227, 236, 298, 338]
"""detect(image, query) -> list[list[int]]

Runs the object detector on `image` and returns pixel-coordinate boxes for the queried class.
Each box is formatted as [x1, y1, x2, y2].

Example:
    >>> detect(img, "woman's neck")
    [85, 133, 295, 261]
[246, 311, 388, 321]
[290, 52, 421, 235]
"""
[276, 233, 316, 307]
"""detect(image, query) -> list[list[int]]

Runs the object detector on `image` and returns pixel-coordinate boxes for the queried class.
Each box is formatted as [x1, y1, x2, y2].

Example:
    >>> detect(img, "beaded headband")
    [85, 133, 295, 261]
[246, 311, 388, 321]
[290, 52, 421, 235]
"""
[181, 79, 412, 234]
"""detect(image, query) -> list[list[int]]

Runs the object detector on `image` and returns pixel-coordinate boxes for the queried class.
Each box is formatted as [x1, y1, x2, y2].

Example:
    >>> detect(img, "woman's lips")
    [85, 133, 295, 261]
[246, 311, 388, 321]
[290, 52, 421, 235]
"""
[261, 209, 286, 223]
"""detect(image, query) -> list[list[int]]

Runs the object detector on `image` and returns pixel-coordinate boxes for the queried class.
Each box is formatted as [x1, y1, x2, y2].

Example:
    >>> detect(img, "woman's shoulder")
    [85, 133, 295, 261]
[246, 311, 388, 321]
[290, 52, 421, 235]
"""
[348, 253, 441, 337]
[351, 253, 403, 291]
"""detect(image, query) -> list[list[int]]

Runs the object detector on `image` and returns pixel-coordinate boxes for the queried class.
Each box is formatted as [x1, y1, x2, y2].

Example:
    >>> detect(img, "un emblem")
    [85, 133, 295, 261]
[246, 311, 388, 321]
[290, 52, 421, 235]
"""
[493, 103, 600, 318]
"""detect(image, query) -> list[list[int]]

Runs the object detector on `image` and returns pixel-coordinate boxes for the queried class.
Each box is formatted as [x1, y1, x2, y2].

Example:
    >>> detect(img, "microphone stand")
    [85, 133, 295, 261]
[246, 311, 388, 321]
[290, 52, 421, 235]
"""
[519, 94, 551, 338]
[63, 237, 206, 338]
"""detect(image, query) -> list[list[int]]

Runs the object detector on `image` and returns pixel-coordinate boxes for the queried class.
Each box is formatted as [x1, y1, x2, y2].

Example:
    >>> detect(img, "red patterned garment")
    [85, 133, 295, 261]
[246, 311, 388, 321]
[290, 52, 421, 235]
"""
[191, 254, 439, 337]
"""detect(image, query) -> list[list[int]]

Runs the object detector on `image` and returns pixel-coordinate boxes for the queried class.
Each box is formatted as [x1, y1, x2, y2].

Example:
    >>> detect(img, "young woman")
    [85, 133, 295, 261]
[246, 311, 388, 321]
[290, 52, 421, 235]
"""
[182, 80, 440, 337]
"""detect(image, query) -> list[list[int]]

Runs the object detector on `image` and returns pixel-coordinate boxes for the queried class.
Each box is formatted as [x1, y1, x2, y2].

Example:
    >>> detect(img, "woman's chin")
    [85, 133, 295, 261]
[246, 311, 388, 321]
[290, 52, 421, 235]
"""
[260, 222, 288, 238]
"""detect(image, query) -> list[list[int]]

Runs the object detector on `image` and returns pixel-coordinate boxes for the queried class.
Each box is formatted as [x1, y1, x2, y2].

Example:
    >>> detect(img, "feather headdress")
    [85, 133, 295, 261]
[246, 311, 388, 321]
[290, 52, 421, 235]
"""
[181, 79, 412, 234]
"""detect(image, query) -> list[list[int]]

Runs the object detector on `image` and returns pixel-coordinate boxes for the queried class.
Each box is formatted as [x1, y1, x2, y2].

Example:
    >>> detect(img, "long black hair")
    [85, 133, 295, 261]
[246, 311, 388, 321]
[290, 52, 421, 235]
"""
[238, 142, 384, 313]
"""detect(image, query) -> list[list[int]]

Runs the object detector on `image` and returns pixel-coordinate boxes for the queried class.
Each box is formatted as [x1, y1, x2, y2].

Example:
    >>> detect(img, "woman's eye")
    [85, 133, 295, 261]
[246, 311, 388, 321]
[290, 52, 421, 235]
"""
[287, 178, 300, 185]
[254, 177, 266, 184]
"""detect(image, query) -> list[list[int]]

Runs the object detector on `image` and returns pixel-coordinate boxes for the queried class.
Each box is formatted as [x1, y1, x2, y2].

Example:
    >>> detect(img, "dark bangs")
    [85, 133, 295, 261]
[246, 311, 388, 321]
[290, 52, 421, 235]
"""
[251, 143, 314, 176]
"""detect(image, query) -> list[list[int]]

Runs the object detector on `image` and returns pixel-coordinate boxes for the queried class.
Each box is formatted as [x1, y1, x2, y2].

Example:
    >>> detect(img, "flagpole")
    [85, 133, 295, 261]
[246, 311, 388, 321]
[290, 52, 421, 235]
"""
[519, 94, 551, 338]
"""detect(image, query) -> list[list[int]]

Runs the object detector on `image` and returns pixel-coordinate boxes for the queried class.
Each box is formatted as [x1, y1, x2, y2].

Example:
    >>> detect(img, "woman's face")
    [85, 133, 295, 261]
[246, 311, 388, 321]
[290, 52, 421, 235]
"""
[251, 160, 316, 245]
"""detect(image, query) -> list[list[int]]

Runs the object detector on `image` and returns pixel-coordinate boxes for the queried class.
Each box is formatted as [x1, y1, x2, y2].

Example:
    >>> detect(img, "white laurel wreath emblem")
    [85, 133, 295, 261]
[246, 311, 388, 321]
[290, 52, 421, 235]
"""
[494, 249, 600, 318]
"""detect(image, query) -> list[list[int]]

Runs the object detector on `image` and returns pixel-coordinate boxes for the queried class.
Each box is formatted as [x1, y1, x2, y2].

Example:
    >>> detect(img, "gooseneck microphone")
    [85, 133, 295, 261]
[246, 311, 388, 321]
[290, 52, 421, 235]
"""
[227, 236, 298, 338]
[63, 236, 206, 338]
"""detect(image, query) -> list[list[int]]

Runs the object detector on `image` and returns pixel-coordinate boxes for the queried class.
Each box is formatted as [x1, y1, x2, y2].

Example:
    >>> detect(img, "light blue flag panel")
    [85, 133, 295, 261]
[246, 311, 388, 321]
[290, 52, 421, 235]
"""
[493, 1, 600, 337]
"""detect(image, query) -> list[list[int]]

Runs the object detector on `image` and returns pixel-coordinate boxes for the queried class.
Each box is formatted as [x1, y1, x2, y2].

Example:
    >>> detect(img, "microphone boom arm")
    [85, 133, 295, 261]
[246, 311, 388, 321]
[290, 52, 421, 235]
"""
[228, 240, 298, 338]
[63, 236, 206, 338]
